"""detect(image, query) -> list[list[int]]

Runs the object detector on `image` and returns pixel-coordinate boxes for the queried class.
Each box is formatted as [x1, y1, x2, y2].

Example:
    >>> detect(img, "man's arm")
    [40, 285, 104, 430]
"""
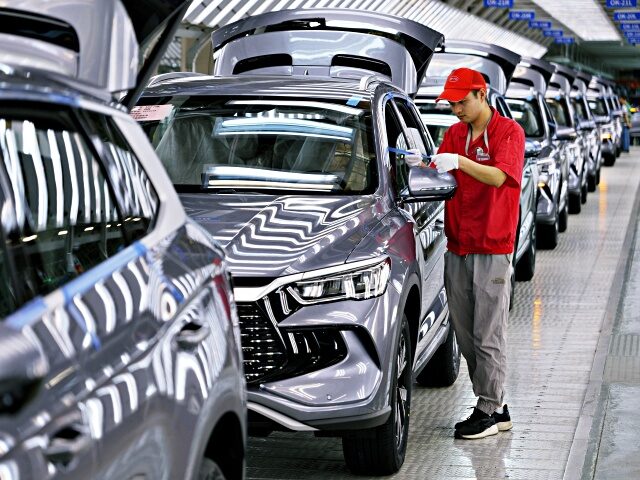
[458, 156, 507, 187]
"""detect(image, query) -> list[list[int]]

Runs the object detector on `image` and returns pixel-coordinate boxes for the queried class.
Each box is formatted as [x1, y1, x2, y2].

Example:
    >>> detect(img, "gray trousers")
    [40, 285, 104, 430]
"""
[444, 251, 512, 415]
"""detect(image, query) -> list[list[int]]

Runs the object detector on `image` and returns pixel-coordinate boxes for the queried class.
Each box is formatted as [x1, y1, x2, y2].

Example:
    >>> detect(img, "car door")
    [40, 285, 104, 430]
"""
[0, 102, 130, 479]
[383, 96, 447, 367]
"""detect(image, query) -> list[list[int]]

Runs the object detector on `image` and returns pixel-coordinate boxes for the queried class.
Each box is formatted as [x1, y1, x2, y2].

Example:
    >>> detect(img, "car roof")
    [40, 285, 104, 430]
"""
[139, 74, 384, 103]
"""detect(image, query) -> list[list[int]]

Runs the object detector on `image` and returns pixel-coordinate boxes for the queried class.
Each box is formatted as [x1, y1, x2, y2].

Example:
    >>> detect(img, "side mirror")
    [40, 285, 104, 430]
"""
[555, 127, 577, 141]
[403, 167, 457, 202]
[525, 140, 542, 158]
[0, 323, 48, 414]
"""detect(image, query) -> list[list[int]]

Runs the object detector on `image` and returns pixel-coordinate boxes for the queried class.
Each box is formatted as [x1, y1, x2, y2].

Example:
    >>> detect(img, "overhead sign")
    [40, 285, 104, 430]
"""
[509, 10, 535, 20]
[529, 20, 552, 29]
[620, 23, 640, 30]
[614, 11, 640, 20]
[606, 0, 637, 7]
[554, 37, 575, 44]
[483, 0, 513, 7]
[543, 29, 564, 37]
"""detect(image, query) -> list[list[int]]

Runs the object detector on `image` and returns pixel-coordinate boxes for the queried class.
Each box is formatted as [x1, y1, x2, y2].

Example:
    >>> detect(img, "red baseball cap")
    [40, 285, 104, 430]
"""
[436, 67, 487, 103]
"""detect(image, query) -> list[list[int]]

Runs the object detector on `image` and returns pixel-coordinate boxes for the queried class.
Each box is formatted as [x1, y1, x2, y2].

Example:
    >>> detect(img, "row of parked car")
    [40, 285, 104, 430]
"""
[0, 2, 630, 479]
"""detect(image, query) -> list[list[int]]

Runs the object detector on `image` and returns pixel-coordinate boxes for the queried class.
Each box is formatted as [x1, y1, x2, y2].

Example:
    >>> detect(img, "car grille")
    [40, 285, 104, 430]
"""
[236, 303, 287, 384]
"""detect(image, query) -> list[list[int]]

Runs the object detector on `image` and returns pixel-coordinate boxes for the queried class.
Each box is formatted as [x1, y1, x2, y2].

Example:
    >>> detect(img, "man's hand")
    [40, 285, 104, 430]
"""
[404, 148, 425, 167]
[432, 153, 459, 173]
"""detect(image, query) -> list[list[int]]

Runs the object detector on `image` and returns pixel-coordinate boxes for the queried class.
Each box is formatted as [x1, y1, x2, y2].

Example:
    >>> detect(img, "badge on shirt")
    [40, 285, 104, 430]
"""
[475, 147, 491, 162]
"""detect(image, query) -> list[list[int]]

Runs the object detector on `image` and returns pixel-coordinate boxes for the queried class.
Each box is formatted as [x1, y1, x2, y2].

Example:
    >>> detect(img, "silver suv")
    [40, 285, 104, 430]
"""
[0, 2, 246, 479]
[136, 9, 459, 476]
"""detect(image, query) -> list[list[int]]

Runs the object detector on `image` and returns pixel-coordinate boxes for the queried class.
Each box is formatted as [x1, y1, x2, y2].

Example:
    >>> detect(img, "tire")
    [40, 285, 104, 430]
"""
[415, 322, 460, 387]
[603, 152, 615, 167]
[558, 203, 568, 233]
[198, 458, 226, 480]
[515, 223, 536, 281]
[596, 167, 601, 185]
[581, 182, 588, 205]
[342, 315, 412, 475]
[587, 173, 597, 192]
[537, 209, 558, 250]
[568, 192, 581, 214]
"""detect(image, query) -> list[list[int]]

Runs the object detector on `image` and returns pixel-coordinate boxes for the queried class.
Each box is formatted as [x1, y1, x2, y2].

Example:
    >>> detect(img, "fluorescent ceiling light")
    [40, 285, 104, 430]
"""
[531, 0, 621, 41]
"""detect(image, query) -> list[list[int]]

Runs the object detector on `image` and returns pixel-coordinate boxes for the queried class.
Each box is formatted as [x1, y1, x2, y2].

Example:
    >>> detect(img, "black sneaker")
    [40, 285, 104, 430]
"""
[454, 408, 498, 439]
[492, 404, 513, 431]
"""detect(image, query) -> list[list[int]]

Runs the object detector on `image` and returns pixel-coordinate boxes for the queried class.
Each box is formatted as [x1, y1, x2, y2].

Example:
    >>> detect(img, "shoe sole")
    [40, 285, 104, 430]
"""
[455, 424, 499, 440]
[496, 420, 512, 431]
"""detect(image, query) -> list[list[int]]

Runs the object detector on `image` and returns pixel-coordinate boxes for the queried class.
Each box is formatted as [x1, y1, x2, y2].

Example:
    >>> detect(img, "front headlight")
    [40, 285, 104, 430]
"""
[288, 258, 391, 304]
[601, 132, 612, 140]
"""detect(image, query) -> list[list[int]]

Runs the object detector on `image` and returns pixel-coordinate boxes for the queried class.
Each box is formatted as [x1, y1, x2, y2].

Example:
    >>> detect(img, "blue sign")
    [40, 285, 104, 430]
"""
[614, 11, 640, 20]
[624, 30, 640, 36]
[484, 0, 513, 7]
[621, 23, 640, 30]
[554, 37, 575, 44]
[543, 29, 564, 37]
[529, 20, 552, 29]
[606, 0, 637, 7]
[509, 10, 535, 20]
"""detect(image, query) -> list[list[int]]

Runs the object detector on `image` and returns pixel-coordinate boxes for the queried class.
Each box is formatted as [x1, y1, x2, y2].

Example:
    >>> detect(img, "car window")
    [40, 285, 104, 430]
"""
[571, 98, 589, 121]
[495, 96, 513, 119]
[546, 98, 570, 126]
[384, 101, 410, 193]
[426, 125, 449, 148]
[135, 96, 377, 194]
[83, 112, 158, 242]
[0, 108, 128, 308]
[588, 98, 608, 116]
[506, 98, 544, 138]
[393, 99, 432, 156]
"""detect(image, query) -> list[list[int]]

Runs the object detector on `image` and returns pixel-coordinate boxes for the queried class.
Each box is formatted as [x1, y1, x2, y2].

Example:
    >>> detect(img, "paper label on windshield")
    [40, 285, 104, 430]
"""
[130, 104, 173, 122]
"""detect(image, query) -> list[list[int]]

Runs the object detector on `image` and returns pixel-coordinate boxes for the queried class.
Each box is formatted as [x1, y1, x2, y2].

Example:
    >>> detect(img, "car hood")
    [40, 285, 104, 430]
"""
[179, 193, 384, 278]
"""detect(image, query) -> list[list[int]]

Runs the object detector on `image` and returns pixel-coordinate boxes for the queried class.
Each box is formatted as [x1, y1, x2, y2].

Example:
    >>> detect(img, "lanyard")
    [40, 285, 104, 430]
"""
[465, 126, 489, 156]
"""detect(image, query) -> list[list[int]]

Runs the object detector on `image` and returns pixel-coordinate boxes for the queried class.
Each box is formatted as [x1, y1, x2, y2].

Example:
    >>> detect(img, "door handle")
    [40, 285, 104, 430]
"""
[44, 424, 91, 468]
[175, 321, 210, 348]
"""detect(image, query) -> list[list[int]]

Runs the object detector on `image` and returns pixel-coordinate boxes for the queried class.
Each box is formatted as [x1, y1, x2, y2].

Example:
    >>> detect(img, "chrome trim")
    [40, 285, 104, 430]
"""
[234, 256, 389, 302]
[248, 402, 318, 431]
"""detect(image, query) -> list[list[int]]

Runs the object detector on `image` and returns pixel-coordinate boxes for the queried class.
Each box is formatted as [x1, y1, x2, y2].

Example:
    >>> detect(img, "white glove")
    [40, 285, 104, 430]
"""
[404, 148, 424, 167]
[432, 153, 459, 173]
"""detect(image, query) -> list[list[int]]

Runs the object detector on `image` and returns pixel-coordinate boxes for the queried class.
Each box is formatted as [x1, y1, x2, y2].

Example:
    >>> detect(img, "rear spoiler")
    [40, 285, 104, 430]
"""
[211, 9, 443, 97]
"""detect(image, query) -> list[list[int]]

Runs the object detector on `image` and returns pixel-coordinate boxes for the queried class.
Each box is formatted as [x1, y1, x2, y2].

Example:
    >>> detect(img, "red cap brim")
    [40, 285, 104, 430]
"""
[435, 88, 471, 103]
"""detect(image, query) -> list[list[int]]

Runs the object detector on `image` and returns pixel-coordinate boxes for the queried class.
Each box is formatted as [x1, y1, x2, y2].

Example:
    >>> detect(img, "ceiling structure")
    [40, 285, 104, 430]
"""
[171, 0, 639, 77]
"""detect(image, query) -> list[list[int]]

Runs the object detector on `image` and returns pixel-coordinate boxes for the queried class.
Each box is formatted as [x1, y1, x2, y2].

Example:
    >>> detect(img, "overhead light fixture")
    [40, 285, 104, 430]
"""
[530, 0, 621, 41]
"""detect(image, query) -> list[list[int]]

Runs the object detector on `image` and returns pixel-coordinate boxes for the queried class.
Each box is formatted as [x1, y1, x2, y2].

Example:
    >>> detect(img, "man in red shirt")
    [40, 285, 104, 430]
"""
[431, 67, 525, 439]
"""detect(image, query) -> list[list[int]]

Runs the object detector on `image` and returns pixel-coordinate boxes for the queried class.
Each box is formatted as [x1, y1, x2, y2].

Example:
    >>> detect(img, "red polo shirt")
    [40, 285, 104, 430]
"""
[437, 107, 525, 255]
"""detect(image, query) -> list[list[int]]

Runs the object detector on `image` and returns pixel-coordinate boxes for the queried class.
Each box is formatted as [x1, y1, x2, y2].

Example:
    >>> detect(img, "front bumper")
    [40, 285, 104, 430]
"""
[238, 286, 403, 431]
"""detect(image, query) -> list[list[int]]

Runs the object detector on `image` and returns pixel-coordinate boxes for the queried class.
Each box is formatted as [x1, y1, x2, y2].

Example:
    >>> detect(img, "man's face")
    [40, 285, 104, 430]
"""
[448, 90, 486, 124]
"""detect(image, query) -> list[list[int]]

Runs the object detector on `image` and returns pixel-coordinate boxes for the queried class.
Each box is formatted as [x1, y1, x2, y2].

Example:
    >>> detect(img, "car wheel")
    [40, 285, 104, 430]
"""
[537, 210, 558, 250]
[198, 458, 226, 480]
[342, 315, 412, 475]
[415, 321, 460, 387]
[587, 173, 597, 192]
[596, 167, 602, 185]
[603, 152, 615, 167]
[581, 182, 588, 204]
[515, 223, 536, 281]
[558, 202, 568, 233]
[568, 192, 581, 214]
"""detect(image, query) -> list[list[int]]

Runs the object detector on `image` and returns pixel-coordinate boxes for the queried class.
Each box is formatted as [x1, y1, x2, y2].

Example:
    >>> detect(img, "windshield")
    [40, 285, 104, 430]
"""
[134, 96, 376, 194]
[571, 98, 589, 121]
[506, 98, 544, 138]
[546, 97, 570, 126]
[588, 98, 608, 116]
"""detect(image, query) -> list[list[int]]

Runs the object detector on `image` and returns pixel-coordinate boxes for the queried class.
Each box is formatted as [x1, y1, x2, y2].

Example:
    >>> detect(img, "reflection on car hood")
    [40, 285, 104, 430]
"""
[179, 193, 383, 278]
